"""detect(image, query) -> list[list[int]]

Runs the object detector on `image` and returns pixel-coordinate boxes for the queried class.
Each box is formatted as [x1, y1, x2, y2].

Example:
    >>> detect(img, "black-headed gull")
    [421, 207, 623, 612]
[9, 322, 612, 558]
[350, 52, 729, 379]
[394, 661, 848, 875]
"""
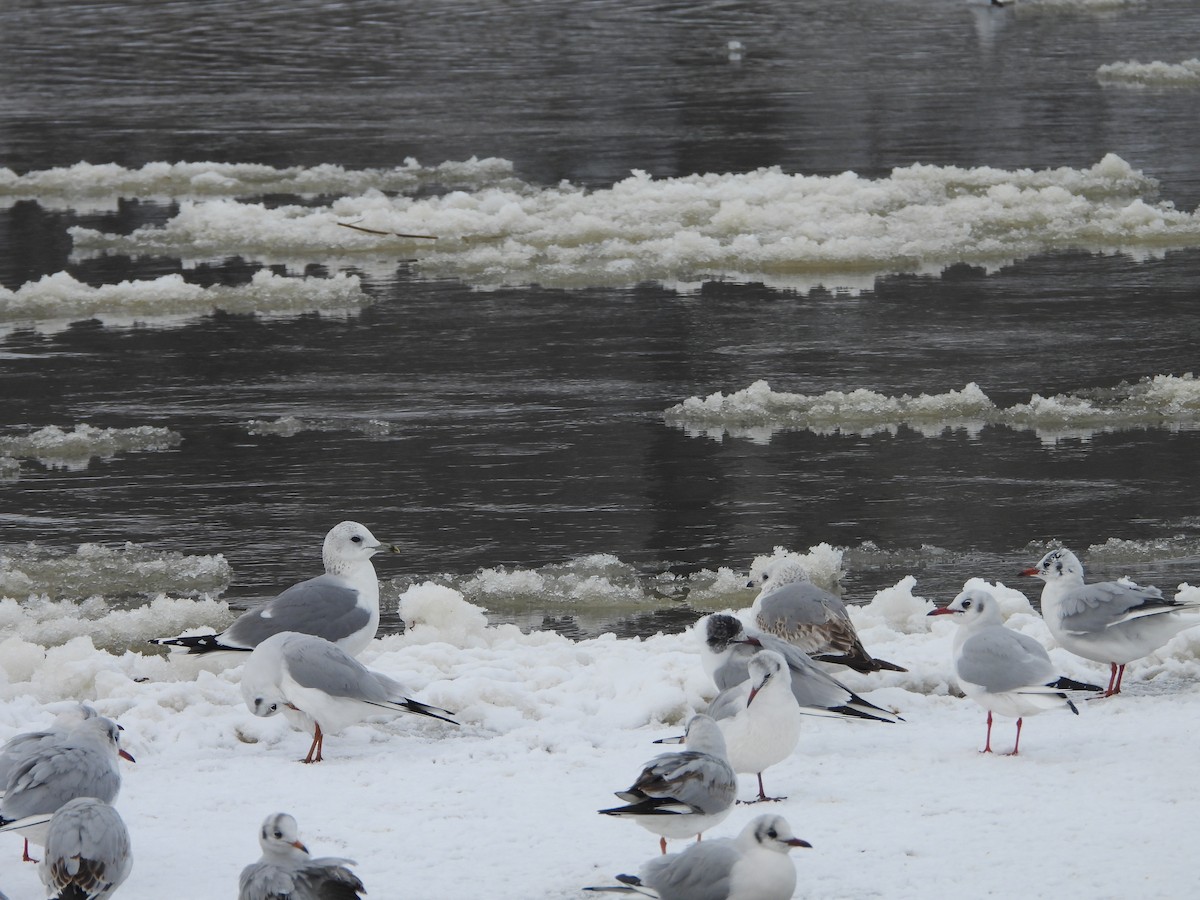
[1021, 548, 1200, 696]
[241, 631, 458, 763]
[37, 797, 132, 899]
[599, 714, 737, 855]
[586, 814, 811, 900]
[151, 521, 393, 658]
[705, 650, 801, 803]
[0, 703, 98, 792]
[929, 586, 1102, 754]
[749, 559, 906, 673]
[702, 615, 902, 723]
[0, 715, 134, 861]
[238, 812, 365, 900]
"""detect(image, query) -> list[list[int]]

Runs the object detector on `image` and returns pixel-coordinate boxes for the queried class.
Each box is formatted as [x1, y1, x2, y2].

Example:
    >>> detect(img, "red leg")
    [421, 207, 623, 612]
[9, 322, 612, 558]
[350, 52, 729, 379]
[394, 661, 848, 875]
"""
[660, 836, 668, 855]
[1111, 664, 1126, 696]
[1006, 717, 1024, 756]
[302, 722, 324, 764]
[1105, 663, 1118, 696]
[981, 710, 994, 753]
[22, 838, 38, 863]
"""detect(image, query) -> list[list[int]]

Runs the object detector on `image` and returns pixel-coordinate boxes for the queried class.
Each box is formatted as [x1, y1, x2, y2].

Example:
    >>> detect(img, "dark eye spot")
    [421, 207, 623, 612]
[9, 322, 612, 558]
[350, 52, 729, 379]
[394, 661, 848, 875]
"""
[962, 600, 972, 609]
[273, 830, 283, 839]
[767, 828, 778, 838]
[351, 535, 362, 543]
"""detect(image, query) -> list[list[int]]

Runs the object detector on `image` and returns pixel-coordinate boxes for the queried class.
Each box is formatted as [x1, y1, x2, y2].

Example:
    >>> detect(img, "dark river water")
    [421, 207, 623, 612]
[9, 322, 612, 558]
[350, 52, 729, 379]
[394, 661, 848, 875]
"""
[2, 0, 1199, 640]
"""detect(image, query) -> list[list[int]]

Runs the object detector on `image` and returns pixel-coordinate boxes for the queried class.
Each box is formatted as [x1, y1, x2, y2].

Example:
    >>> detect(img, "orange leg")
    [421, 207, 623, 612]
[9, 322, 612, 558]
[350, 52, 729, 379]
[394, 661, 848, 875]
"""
[302, 721, 325, 764]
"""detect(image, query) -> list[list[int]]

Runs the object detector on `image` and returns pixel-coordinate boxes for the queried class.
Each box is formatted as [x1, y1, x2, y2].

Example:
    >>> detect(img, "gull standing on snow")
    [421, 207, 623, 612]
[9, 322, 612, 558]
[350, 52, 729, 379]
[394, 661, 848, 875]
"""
[750, 558, 906, 673]
[151, 521, 393, 658]
[929, 587, 1102, 754]
[1021, 548, 1200, 696]
[705, 651, 801, 802]
[241, 631, 458, 763]
[37, 797, 132, 899]
[585, 814, 811, 900]
[0, 716, 134, 861]
[599, 714, 737, 855]
[239, 812, 365, 900]
[0, 703, 98, 791]
[702, 615, 901, 723]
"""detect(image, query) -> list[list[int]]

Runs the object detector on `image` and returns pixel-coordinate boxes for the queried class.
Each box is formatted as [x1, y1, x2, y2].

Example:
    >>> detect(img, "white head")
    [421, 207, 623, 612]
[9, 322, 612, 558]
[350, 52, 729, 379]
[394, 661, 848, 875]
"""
[257, 812, 309, 860]
[683, 713, 728, 758]
[740, 814, 812, 854]
[746, 650, 788, 706]
[240, 632, 290, 716]
[1021, 548, 1084, 584]
[928, 587, 1004, 627]
[322, 521, 386, 575]
[79, 715, 136, 763]
[750, 558, 811, 594]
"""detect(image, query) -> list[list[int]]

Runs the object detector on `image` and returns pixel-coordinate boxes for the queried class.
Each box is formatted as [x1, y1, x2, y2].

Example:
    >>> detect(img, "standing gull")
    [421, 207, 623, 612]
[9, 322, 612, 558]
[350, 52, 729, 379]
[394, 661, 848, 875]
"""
[0, 716, 133, 862]
[929, 587, 1102, 754]
[0, 703, 98, 793]
[151, 521, 392, 658]
[1021, 548, 1200, 696]
[37, 797, 132, 899]
[750, 558, 906, 673]
[239, 812, 365, 900]
[241, 631, 458, 763]
[705, 650, 802, 803]
[702, 614, 902, 723]
[585, 814, 811, 900]
[599, 714, 737, 855]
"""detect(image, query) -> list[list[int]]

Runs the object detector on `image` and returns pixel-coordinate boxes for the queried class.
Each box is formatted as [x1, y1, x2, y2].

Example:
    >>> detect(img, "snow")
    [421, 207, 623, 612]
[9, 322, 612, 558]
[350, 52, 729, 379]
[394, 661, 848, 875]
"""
[3, 577, 1200, 898]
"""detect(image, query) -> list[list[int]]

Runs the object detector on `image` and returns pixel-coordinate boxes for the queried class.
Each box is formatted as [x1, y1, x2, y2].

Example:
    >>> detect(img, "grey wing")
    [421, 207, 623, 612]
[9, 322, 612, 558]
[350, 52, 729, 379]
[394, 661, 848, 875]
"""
[227, 575, 369, 647]
[642, 840, 739, 900]
[705, 682, 750, 722]
[742, 631, 847, 707]
[760, 583, 849, 627]
[638, 752, 736, 814]
[957, 627, 1055, 693]
[3, 745, 120, 817]
[283, 638, 390, 704]
[239, 861, 296, 900]
[1058, 581, 1164, 629]
[42, 799, 132, 898]
[712, 652, 750, 692]
[294, 859, 366, 899]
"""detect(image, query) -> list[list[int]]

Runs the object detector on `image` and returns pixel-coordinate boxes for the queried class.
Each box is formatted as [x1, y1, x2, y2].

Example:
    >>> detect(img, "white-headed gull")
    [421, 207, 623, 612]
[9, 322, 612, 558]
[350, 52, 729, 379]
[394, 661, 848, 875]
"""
[585, 814, 811, 900]
[151, 521, 392, 658]
[37, 797, 132, 899]
[0, 716, 134, 861]
[749, 558, 906, 673]
[1021, 548, 1200, 696]
[238, 812, 365, 900]
[0, 703, 98, 793]
[240, 630, 458, 763]
[599, 714, 737, 855]
[929, 586, 1102, 754]
[705, 650, 801, 803]
[702, 615, 902, 723]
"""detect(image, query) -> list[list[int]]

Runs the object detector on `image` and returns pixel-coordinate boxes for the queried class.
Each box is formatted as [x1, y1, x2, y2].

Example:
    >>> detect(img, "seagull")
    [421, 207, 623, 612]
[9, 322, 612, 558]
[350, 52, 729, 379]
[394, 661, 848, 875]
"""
[702, 615, 901, 724]
[1021, 548, 1200, 696]
[705, 651, 801, 803]
[241, 631, 458, 763]
[929, 586, 1102, 754]
[585, 814, 811, 900]
[239, 812, 365, 900]
[749, 559, 906, 673]
[0, 703, 98, 794]
[36, 797, 132, 899]
[0, 716, 134, 862]
[150, 521, 393, 658]
[599, 714, 737, 855]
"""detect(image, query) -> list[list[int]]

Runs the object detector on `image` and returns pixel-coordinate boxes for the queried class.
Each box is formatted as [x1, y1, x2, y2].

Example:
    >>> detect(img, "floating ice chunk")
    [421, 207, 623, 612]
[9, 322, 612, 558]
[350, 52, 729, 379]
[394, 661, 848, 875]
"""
[1097, 58, 1200, 87]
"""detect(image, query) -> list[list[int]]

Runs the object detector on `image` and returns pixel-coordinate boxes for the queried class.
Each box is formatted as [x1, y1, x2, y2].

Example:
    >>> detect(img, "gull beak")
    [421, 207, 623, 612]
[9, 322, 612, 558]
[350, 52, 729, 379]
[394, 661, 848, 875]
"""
[119, 749, 136, 762]
[736, 636, 764, 648]
[926, 607, 958, 617]
[1018, 567, 1039, 577]
[293, 840, 309, 853]
[747, 685, 761, 707]
[787, 838, 813, 848]
[653, 735, 685, 745]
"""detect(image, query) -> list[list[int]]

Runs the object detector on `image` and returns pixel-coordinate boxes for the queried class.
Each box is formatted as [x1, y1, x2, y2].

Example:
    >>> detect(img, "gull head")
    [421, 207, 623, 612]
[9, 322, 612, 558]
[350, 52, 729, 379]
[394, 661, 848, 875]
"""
[746, 814, 812, 853]
[746, 650, 788, 707]
[705, 614, 746, 653]
[748, 558, 812, 593]
[323, 521, 385, 573]
[1020, 548, 1083, 583]
[927, 587, 1002, 626]
[258, 812, 309, 859]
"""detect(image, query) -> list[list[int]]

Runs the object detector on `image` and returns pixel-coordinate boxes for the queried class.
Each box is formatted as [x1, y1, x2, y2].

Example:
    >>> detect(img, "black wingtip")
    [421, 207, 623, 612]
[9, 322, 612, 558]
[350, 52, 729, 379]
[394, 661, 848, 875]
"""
[148, 633, 245, 655]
